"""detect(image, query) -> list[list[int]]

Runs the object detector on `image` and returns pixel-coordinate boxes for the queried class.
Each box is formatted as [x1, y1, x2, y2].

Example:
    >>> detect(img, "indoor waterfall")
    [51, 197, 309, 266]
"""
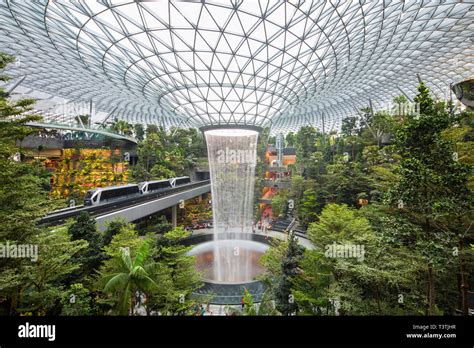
[204, 128, 259, 283]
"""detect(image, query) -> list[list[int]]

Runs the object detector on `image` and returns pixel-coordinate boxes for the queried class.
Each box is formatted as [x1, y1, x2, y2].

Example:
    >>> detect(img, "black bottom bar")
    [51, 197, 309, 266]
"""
[0, 316, 472, 346]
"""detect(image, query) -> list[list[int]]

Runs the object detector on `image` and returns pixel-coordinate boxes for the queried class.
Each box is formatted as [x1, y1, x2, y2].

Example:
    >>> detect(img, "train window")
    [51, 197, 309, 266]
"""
[101, 190, 111, 200]
[150, 181, 169, 191]
[176, 177, 190, 185]
[96, 185, 139, 202]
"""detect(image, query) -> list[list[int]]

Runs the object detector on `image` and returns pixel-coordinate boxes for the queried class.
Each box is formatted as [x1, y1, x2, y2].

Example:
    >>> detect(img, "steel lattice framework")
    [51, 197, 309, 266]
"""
[0, 0, 473, 133]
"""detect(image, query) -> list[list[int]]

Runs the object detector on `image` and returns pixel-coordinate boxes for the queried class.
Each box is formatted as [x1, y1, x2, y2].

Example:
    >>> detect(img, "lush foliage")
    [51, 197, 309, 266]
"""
[0, 53, 205, 316]
[131, 126, 206, 181]
[51, 148, 129, 199]
[261, 82, 473, 315]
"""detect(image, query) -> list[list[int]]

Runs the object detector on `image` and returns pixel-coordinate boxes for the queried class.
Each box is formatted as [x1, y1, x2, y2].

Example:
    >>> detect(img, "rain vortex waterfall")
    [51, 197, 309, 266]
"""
[204, 129, 258, 283]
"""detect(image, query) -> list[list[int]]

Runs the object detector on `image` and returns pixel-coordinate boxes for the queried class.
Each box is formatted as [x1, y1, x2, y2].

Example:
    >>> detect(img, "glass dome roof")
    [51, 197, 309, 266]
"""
[0, 1, 472, 133]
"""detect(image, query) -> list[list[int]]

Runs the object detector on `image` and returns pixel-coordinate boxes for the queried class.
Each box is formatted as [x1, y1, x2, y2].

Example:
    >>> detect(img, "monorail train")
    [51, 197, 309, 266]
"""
[138, 179, 171, 194]
[84, 184, 140, 206]
[170, 176, 192, 187]
[140, 176, 191, 194]
[84, 176, 191, 206]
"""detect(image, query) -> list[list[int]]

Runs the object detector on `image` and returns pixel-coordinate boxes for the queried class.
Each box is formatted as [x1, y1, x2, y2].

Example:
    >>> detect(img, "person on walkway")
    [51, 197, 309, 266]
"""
[264, 221, 270, 240]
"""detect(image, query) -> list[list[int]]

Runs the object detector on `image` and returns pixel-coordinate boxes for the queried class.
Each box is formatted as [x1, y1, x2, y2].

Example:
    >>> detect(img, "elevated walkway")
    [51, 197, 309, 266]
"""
[25, 122, 138, 144]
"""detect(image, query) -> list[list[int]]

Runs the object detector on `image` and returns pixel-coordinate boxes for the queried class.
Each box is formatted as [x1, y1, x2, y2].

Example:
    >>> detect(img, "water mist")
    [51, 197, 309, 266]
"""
[204, 128, 259, 283]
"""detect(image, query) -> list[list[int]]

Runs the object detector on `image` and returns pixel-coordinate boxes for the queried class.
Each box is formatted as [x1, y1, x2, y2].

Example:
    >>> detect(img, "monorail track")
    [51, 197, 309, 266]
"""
[40, 180, 210, 226]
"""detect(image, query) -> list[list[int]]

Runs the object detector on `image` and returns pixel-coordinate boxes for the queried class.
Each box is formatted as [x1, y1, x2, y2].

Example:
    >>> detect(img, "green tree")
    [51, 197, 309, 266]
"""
[257, 290, 280, 315]
[299, 188, 319, 226]
[145, 124, 160, 138]
[274, 232, 303, 315]
[289, 175, 306, 201]
[292, 248, 332, 315]
[295, 125, 317, 160]
[132, 132, 179, 181]
[100, 222, 143, 269]
[271, 190, 288, 218]
[133, 123, 145, 142]
[242, 288, 257, 315]
[68, 211, 104, 283]
[102, 239, 158, 315]
[301, 204, 375, 315]
[110, 119, 133, 136]
[0, 53, 40, 158]
[152, 227, 203, 315]
[389, 82, 472, 315]
[259, 238, 288, 287]
[341, 116, 361, 137]
[102, 218, 128, 246]
[299, 203, 427, 315]
[0, 52, 58, 314]
[60, 283, 93, 315]
[17, 229, 87, 315]
[305, 204, 373, 315]
[285, 132, 296, 147]
[363, 111, 395, 146]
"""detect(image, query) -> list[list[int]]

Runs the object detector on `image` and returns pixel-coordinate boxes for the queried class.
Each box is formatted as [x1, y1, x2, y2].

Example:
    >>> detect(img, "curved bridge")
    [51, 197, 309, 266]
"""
[25, 122, 138, 144]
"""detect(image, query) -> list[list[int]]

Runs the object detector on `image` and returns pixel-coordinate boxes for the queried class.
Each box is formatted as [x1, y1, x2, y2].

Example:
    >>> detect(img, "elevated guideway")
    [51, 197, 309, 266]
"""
[41, 180, 210, 231]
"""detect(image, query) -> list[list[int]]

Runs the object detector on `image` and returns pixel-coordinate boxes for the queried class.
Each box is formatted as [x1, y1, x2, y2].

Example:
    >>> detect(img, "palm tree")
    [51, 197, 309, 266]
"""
[103, 239, 157, 315]
[112, 119, 133, 136]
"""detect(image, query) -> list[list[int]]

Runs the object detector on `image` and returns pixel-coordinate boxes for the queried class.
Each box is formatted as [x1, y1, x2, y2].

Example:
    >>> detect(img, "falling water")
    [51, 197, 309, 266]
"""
[204, 128, 259, 283]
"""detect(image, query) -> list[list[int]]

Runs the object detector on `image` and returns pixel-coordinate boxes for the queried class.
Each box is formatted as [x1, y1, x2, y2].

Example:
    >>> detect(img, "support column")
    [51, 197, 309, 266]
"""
[171, 204, 178, 228]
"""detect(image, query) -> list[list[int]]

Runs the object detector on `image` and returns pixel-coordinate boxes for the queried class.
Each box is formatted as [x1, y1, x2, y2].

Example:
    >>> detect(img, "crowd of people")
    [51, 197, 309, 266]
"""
[193, 303, 213, 316]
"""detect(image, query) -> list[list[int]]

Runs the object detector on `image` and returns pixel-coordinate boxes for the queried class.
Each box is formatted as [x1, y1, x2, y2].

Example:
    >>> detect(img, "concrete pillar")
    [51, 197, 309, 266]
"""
[172, 204, 178, 228]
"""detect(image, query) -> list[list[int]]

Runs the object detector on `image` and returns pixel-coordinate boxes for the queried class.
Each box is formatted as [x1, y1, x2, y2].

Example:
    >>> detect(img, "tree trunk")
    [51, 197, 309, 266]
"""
[130, 294, 135, 316]
[376, 284, 382, 314]
[9, 288, 18, 315]
[427, 265, 435, 315]
[459, 238, 469, 315]
[425, 216, 435, 316]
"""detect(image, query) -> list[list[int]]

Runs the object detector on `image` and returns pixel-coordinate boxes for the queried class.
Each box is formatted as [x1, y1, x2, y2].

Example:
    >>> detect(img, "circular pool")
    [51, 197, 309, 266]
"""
[185, 234, 271, 304]
[188, 239, 268, 284]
